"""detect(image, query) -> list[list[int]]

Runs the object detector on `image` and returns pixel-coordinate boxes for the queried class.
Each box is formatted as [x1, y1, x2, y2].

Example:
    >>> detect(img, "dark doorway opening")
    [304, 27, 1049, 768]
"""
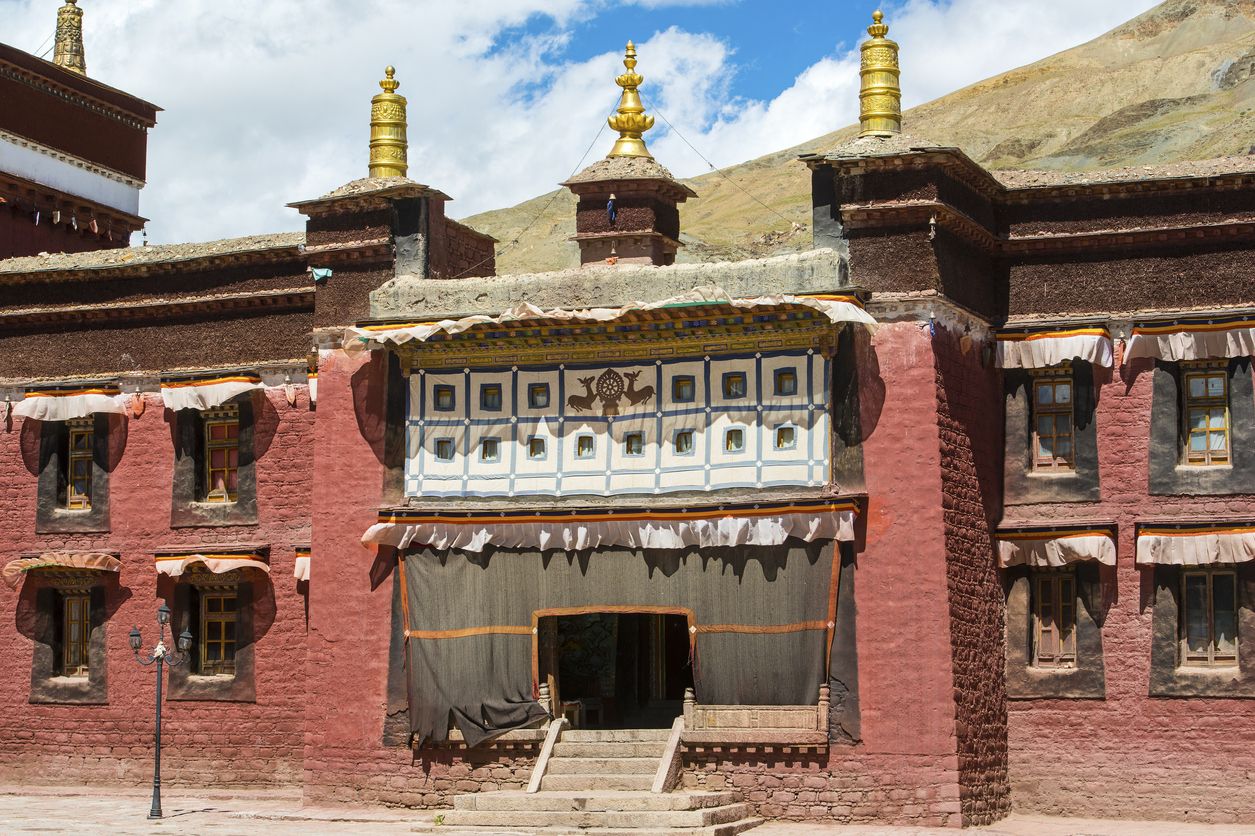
[538, 612, 693, 729]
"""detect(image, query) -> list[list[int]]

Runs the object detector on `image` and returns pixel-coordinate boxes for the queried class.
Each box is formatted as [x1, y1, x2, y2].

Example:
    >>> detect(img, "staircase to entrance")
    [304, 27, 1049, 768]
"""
[438, 728, 763, 835]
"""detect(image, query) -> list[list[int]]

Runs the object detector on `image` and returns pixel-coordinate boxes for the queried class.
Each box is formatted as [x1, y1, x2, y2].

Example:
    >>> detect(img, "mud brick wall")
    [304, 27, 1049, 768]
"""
[932, 325, 1011, 824]
[1003, 347, 1255, 823]
[0, 387, 313, 787]
[433, 218, 495, 280]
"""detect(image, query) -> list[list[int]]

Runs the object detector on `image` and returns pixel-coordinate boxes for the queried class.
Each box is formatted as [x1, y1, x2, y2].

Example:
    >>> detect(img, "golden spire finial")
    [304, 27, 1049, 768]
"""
[52, 0, 87, 75]
[369, 66, 408, 178]
[859, 9, 901, 137]
[606, 41, 656, 159]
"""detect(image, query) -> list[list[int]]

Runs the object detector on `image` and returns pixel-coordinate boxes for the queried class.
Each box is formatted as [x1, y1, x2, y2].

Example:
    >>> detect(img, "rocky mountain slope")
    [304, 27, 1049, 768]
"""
[462, 0, 1255, 274]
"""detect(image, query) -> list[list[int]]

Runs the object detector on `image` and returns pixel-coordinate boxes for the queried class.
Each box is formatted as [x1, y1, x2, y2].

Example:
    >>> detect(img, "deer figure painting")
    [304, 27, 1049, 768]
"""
[623, 370, 655, 407]
[566, 376, 598, 413]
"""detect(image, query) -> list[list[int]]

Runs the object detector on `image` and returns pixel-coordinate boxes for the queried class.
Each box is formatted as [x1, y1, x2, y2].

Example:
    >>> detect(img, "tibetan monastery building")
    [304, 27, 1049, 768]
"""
[1, 4, 1253, 829]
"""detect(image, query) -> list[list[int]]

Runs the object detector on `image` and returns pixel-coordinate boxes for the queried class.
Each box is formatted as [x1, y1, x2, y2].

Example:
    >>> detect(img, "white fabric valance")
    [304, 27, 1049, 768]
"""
[1124, 317, 1255, 363]
[998, 530, 1117, 568]
[995, 328, 1113, 369]
[155, 553, 270, 577]
[294, 548, 310, 582]
[12, 385, 128, 421]
[346, 286, 876, 351]
[1135, 525, 1255, 566]
[3, 552, 121, 589]
[363, 500, 858, 556]
[160, 373, 263, 411]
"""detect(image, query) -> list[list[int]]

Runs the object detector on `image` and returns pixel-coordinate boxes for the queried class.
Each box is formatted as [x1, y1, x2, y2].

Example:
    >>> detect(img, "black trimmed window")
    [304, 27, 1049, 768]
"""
[198, 590, 239, 676]
[58, 590, 91, 677]
[62, 418, 93, 510]
[1181, 569, 1238, 668]
[527, 383, 550, 409]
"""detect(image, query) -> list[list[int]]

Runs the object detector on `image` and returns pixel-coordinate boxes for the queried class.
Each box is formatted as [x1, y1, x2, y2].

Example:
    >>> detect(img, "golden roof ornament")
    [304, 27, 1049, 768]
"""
[607, 41, 656, 159]
[858, 10, 901, 137]
[369, 66, 408, 178]
[52, 0, 87, 75]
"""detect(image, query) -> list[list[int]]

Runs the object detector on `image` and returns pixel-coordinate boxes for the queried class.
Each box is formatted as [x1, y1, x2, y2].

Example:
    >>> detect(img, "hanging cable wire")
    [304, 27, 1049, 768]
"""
[653, 107, 803, 231]
[451, 101, 617, 280]
[33, 30, 55, 59]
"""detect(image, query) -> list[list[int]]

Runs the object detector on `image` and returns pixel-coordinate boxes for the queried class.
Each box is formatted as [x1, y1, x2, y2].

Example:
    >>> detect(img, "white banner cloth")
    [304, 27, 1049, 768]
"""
[363, 508, 856, 555]
[1135, 529, 1255, 566]
[155, 554, 271, 577]
[346, 286, 876, 351]
[294, 554, 311, 582]
[998, 533, 1117, 568]
[13, 390, 129, 421]
[160, 376, 263, 411]
[1125, 324, 1255, 363]
[995, 333, 1113, 369]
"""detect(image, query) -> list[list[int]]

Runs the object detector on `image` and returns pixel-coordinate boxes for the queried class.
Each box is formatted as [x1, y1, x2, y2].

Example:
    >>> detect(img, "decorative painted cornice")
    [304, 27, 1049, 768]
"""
[0, 60, 156, 130]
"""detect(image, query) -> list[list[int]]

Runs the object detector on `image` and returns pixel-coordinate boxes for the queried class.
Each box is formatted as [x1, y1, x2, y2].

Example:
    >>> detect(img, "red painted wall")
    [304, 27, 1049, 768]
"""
[0, 207, 128, 259]
[1004, 345, 1255, 822]
[0, 387, 312, 787]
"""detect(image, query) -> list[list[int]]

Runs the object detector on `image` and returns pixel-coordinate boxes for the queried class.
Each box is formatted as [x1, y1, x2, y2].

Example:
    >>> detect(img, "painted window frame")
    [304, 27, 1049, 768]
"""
[433, 384, 457, 412]
[774, 367, 798, 397]
[60, 590, 91, 677]
[479, 437, 502, 463]
[723, 426, 746, 454]
[63, 418, 93, 511]
[433, 437, 456, 462]
[202, 405, 240, 504]
[773, 423, 798, 451]
[672, 375, 696, 404]
[527, 383, 550, 410]
[574, 434, 596, 460]
[480, 383, 503, 412]
[722, 371, 748, 400]
[526, 435, 547, 461]
[198, 591, 239, 677]
[623, 431, 646, 457]
[673, 428, 697, 457]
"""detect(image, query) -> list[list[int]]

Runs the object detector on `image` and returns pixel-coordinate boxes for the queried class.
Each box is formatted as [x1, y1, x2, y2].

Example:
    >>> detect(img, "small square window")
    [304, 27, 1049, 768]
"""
[528, 383, 550, 409]
[527, 436, 546, 459]
[480, 437, 500, 462]
[434, 438, 455, 461]
[722, 372, 747, 400]
[774, 425, 797, 450]
[774, 368, 798, 397]
[434, 385, 456, 412]
[575, 435, 595, 459]
[480, 384, 502, 412]
[674, 429, 695, 455]
[672, 376, 695, 403]
[624, 431, 645, 457]
[724, 427, 745, 453]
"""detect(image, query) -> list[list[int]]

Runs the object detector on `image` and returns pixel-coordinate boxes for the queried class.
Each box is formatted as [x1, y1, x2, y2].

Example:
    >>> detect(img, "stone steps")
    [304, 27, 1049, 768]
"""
[546, 756, 659, 775]
[552, 741, 668, 758]
[438, 803, 752, 829]
[442, 727, 763, 834]
[540, 773, 655, 792]
[453, 790, 741, 812]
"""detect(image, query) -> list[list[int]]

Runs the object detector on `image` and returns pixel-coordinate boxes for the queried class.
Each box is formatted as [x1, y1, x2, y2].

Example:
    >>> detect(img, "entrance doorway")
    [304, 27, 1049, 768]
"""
[537, 612, 694, 729]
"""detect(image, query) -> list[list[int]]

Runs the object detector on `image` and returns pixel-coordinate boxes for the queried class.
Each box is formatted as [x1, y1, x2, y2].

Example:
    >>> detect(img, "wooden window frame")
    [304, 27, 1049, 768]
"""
[1032, 570, 1077, 668]
[1180, 569, 1239, 668]
[60, 590, 91, 677]
[1181, 363, 1231, 467]
[202, 405, 240, 504]
[1031, 367, 1076, 472]
[198, 591, 239, 677]
[64, 418, 93, 511]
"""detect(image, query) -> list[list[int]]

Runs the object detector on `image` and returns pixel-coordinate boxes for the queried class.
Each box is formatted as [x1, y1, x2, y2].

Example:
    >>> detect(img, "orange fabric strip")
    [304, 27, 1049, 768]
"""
[406, 625, 533, 640]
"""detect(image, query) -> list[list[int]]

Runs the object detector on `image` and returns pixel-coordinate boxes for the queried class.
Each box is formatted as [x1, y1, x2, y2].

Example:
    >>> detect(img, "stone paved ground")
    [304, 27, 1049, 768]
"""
[2, 786, 1254, 835]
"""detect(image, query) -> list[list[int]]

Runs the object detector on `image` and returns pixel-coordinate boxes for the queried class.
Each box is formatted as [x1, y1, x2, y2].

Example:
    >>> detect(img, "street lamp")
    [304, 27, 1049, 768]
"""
[129, 602, 192, 819]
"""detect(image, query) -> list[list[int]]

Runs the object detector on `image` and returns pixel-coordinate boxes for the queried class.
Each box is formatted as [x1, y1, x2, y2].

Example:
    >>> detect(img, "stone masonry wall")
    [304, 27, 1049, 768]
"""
[932, 325, 1012, 825]
[0, 387, 313, 787]
[1004, 346, 1255, 823]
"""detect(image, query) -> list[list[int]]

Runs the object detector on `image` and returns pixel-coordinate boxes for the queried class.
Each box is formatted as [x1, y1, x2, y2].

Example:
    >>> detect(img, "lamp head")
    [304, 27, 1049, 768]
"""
[128, 626, 142, 652]
[157, 603, 171, 625]
[177, 629, 192, 653]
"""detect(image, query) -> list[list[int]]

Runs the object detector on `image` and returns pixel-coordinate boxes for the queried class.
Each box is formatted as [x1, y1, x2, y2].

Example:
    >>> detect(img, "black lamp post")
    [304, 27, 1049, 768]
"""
[129, 603, 192, 819]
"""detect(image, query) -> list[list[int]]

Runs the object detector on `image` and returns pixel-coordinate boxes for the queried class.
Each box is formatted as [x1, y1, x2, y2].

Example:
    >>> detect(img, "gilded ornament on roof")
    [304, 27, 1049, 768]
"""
[607, 42, 657, 159]
[53, 0, 87, 75]
[859, 10, 902, 137]
[369, 66, 409, 178]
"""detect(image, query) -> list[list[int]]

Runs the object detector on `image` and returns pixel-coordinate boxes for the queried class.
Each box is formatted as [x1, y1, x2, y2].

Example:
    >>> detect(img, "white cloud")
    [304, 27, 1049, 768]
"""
[2, 0, 1160, 243]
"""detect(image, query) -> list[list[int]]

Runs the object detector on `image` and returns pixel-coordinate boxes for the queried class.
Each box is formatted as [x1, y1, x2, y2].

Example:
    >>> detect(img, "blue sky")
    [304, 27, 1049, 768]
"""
[5, 0, 1161, 243]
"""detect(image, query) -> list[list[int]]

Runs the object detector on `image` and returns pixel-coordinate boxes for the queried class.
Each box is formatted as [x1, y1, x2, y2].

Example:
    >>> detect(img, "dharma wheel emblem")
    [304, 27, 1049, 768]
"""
[596, 368, 625, 416]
